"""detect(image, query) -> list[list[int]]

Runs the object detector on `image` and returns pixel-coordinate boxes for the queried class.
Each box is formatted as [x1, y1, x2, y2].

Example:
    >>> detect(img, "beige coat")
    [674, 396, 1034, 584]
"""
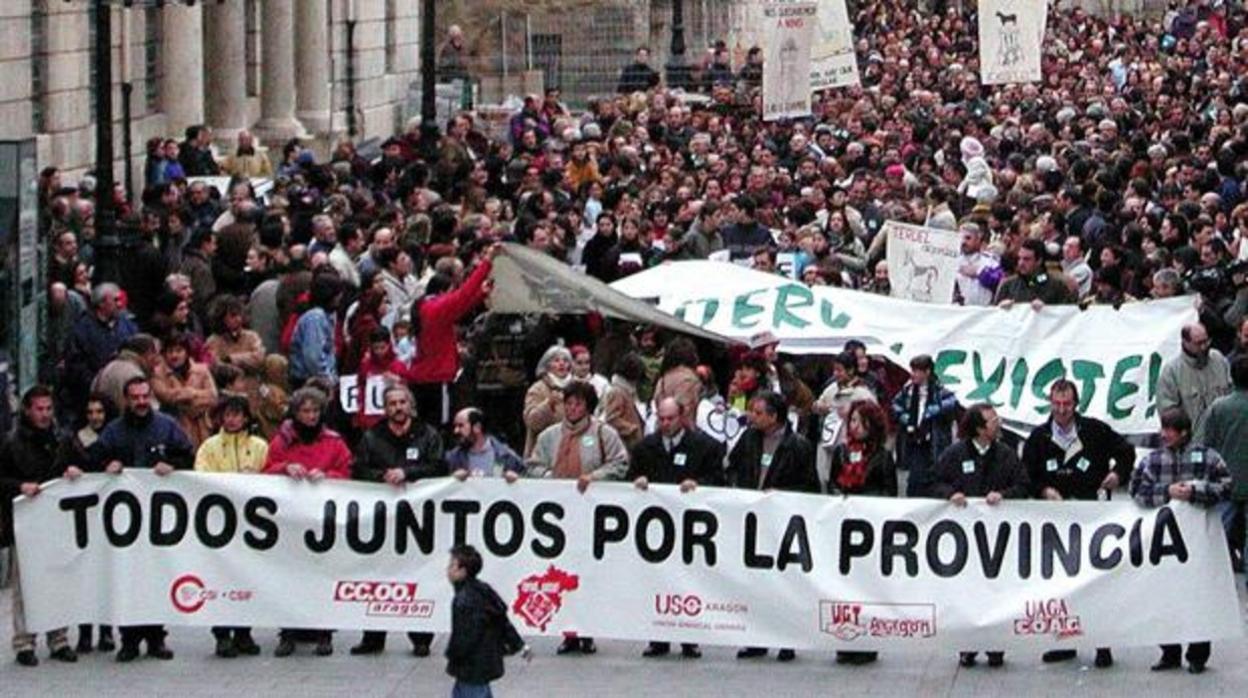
[599, 376, 643, 450]
[205, 329, 266, 377]
[151, 360, 218, 447]
[654, 366, 702, 424]
[523, 377, 566, 458]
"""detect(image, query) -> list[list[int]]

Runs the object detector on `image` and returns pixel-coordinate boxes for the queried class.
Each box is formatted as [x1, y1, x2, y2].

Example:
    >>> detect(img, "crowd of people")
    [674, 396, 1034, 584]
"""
[3, 0, 1248, 689]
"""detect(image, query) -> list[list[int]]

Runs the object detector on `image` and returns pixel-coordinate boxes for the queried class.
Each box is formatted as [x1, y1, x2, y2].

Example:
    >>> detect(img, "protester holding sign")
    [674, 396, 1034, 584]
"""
[1131, 408, 1232, 674]
[350, 384, 447, 657]
[406, 246, 496, 428]
[728, 391, 818, 663]
[447, 408, 525, 482]
[931, 403, 1029, 668]
[826, 399, 896, 667]
[192, 394, 266, 659]
[629, 397, 725, 660]
[994, 240, 1077, 308]
[1022, 379, 1135, 668]
[264, 386, 352, 658]
[0, 386, 80, 667]
[527, 381, 628, 655]
[91, 376, 193, 663]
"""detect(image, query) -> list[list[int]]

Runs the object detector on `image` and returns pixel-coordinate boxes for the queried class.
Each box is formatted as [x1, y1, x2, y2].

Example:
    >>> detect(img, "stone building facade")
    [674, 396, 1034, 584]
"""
[0, 0, 423, 183]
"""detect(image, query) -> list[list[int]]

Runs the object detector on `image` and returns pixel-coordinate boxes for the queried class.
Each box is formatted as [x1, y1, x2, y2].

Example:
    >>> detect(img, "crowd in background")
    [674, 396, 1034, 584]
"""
[1, 0, 1247, 679]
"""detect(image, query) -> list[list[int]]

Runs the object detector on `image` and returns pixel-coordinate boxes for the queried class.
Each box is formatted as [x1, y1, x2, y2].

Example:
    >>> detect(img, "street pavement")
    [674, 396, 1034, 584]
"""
[0, 577, 1246, 697]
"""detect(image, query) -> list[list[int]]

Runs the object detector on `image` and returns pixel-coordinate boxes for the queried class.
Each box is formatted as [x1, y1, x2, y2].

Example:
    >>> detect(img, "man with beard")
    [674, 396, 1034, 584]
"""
[263, 386, 353, 658]
[1157, 323, 1231, 437]
[90, 377, 194, 663]
[447, 408, 525, 481]
[349, 385, 447, 657]
[995, 239, 1077, 308]
[952, 222, 1000, 306]
[1023, 380, 1135, 668]
[1, 386, 80, 667]
[629, 397, 725, 660]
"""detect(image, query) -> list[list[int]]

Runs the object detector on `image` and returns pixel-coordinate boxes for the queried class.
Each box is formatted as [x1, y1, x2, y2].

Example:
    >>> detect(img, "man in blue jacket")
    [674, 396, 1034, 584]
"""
[447, 408, 525, 482]
[89, 376, 193, 663]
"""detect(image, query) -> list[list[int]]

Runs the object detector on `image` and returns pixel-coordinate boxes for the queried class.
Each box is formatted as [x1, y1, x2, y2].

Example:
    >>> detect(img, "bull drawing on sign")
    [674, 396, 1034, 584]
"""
[904, 249, 941, 302]
[996, 11, 1017, 26]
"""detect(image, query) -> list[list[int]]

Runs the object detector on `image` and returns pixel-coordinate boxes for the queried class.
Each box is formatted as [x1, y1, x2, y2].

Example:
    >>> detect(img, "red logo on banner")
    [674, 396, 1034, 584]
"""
[819, 601, 937, 641]
[512, 566, 580, 631]
[170, 574, 207, 614]
[333, 581, 434, 618]
[170, 574, 254, 614]
[1013, 598, 1083, 638]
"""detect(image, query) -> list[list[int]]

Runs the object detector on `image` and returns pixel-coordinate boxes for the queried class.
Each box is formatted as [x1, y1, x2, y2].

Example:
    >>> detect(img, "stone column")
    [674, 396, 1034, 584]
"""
[295, 0, 331, 135]
[253, 0, 306, 142]
[159, 1, 205, 132]
[202, 0, 248, 141]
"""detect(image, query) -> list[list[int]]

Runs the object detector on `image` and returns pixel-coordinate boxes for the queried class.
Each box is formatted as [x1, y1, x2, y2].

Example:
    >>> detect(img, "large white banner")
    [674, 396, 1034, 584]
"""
[612, 263, 1198, 434]
[15, 474, 1242, 651]
[979, 0, 1047, 85]
[810, 0, 860, 91]
[762, 2, 818, 121]
[884, 221, 961, 304]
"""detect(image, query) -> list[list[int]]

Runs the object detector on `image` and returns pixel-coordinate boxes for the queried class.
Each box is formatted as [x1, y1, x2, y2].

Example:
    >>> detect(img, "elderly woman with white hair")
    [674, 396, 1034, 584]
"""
[523, 345, 574, 457]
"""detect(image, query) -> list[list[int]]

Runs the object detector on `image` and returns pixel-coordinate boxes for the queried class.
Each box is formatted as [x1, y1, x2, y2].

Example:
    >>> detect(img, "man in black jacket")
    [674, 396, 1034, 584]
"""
[445, 545, 522, 697]
[629, 397, 725, 659]
[617, 47, 661, 94]
[350, 384, 447, 657]
[728, 391, 818, 662]
[0, 386, 80, 667]
[932, 403, 1030, 669]
[1023, 379, 1133, 668]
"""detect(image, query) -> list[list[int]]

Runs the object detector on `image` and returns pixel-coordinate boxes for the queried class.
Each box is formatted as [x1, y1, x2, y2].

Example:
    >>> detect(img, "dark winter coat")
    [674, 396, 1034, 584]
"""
[1023, 415, 1135, 501]
[627, 428, 725, 487]
[445, 578, 509, 684]
[0, 420, 72, 547]
[727, 426, 820, 493]
[352, 419, 447, 483]
[930, 439, 1030, 500]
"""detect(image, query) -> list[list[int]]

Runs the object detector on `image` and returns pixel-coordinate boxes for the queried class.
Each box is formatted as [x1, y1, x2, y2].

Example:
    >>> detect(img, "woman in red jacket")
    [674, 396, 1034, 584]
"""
[406, 244, 497, 427]
[263, 386, 352, 658]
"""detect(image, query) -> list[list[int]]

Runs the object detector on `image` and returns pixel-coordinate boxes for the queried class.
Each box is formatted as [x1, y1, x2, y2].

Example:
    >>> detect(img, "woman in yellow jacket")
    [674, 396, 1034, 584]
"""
[195, 395, 269, 474]
[194, 395, 267, 656]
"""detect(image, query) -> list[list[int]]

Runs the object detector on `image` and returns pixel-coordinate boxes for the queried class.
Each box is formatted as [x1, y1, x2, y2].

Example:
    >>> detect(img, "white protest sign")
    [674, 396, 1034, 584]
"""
[338, 375, 387, 416]
[810, 0, 859, 91]
[979, 0, 1047, 85]
[762, 1, 818, 121]
[613, 262, 1197, 435]
[884, 221, 961, 304]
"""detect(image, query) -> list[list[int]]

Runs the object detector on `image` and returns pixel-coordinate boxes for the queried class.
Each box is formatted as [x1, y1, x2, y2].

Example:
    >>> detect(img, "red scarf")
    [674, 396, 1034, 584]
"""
[836, 441, 871, 492]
